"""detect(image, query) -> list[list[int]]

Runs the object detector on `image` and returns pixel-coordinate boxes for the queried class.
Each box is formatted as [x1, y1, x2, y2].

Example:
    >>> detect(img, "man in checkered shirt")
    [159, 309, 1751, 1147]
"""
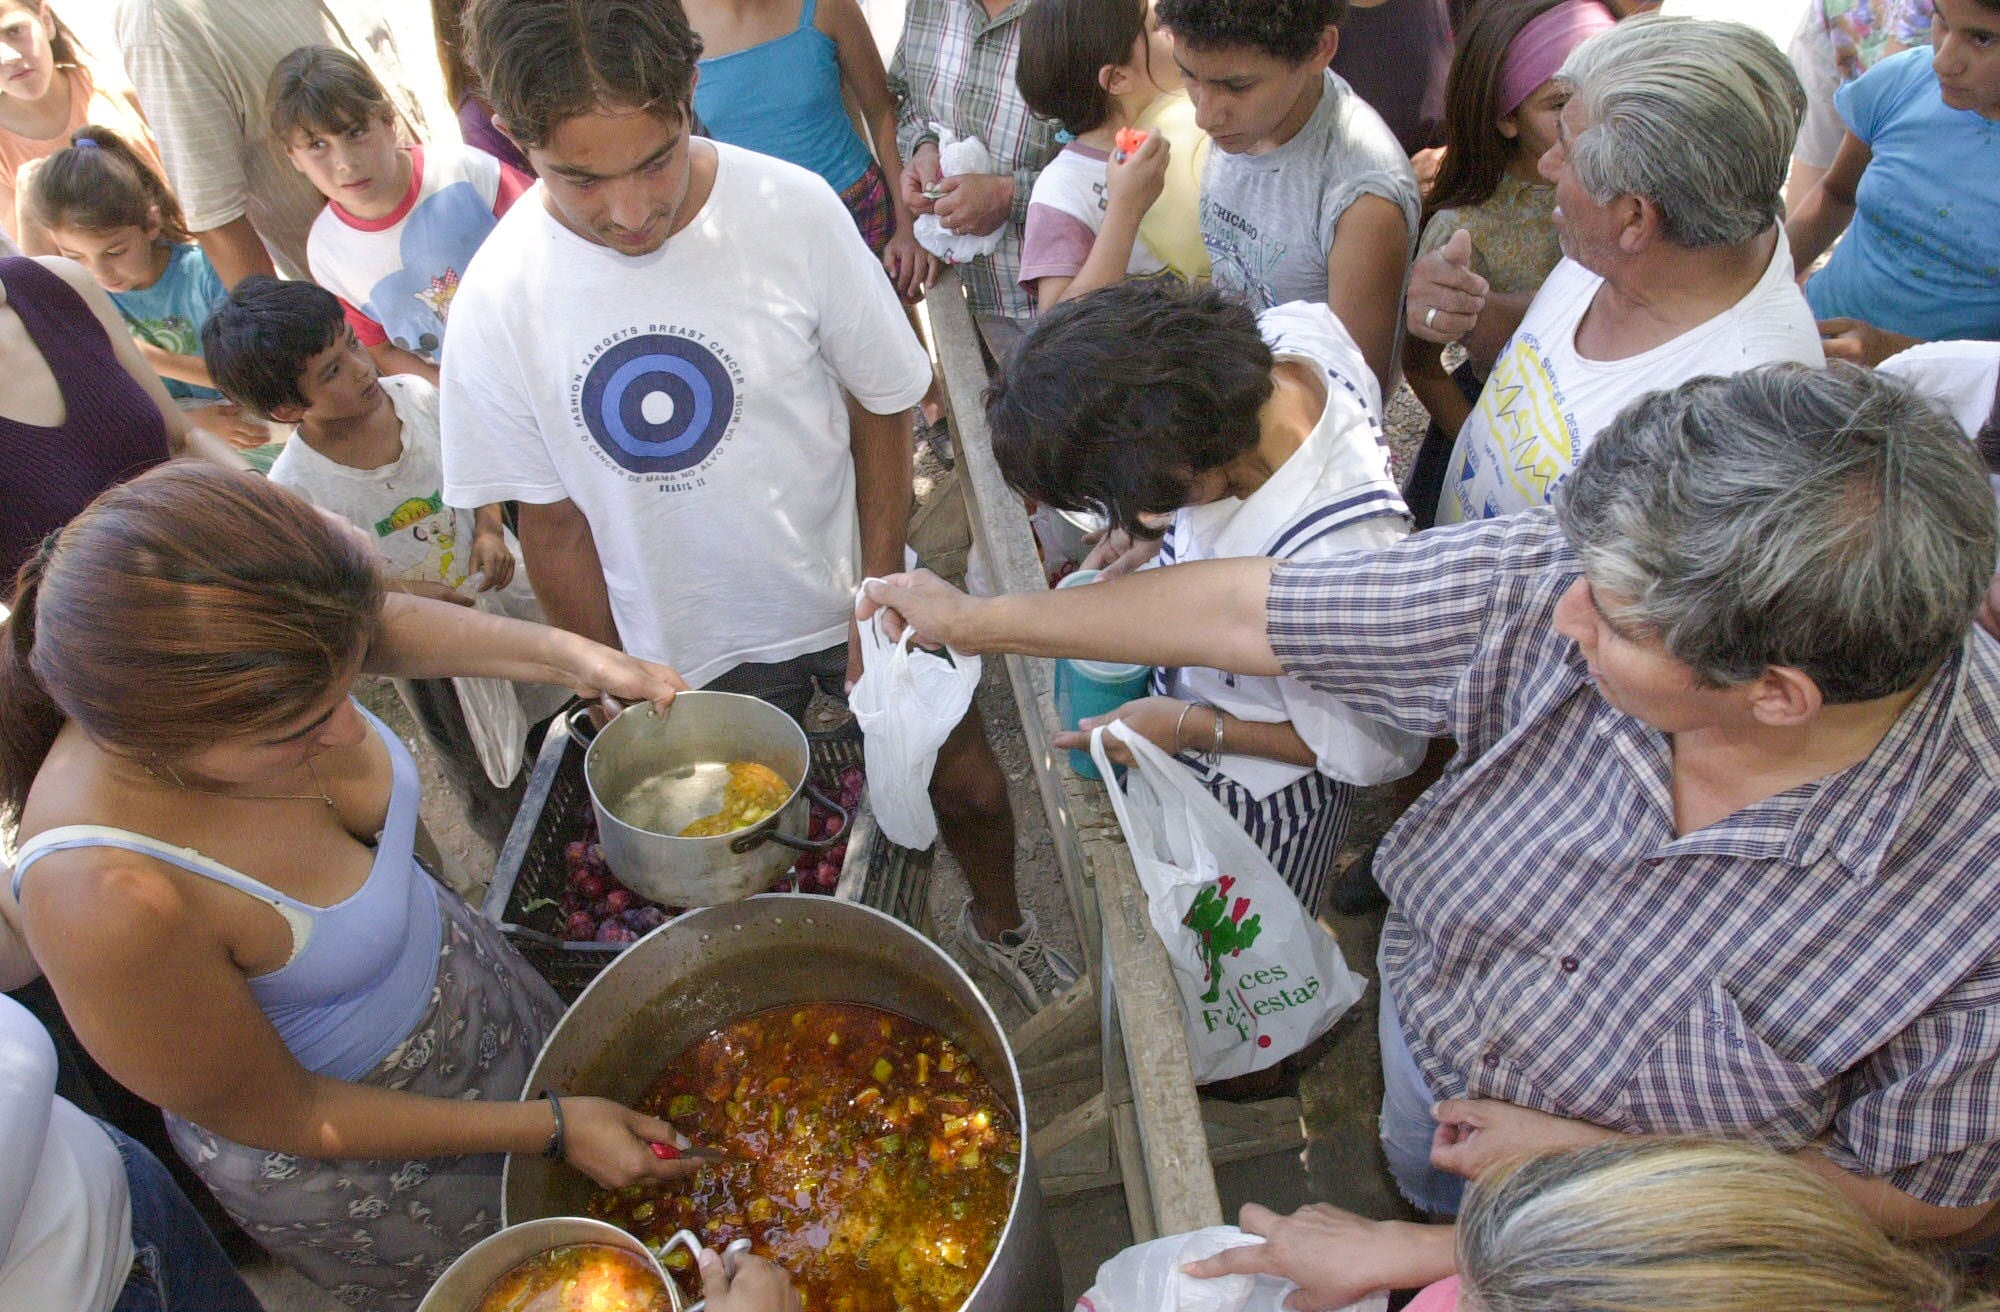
[862, 361, 2000, 1240]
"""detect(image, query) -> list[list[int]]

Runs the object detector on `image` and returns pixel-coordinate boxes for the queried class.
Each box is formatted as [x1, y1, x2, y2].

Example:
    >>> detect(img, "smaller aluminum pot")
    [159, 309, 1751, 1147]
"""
[578, 692, 850, 907]
[415, 1215, 680, 1312]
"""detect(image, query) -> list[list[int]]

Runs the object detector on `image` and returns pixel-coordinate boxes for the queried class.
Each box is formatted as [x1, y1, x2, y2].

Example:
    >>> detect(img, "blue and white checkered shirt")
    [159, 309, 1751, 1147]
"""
[1270, 509, 2000, 1206]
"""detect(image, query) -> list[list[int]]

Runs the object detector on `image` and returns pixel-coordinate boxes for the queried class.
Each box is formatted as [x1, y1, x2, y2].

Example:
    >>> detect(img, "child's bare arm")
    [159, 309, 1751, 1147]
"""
[825, 0, 937, 299]
[365, 341, 440, 386]
[1056, 132, 1168, 305]
[137, 338, 217, 389]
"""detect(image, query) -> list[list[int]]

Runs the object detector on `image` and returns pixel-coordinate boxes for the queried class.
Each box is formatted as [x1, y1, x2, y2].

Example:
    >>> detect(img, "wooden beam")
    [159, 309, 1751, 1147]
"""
[927, 274, 1223, 1237]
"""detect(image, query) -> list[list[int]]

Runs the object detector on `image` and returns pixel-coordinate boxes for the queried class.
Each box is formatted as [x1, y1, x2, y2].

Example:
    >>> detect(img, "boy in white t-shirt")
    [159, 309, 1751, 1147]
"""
[203, 276, 566, 844]
[986, 279, 1423, 911]
[271, 44, 530, 387]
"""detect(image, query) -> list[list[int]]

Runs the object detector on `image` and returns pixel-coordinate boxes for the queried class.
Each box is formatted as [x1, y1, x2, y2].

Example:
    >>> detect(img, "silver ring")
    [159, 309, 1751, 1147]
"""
[1424, 305, 1439, 330]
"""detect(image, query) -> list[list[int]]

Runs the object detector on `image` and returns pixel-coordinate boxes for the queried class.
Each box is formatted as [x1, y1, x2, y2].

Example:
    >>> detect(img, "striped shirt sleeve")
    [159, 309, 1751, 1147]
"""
[118, 25, 251, 234]
[1267, 510, 1573, 741]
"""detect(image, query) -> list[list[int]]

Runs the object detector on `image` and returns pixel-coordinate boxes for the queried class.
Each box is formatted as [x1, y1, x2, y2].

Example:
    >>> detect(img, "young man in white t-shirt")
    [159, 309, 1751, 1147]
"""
[442, 0, 1079, 1011]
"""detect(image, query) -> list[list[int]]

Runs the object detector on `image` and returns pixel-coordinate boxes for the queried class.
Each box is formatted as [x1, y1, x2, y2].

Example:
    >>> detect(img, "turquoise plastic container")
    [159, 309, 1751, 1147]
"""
[1052, 571, 1152, 780]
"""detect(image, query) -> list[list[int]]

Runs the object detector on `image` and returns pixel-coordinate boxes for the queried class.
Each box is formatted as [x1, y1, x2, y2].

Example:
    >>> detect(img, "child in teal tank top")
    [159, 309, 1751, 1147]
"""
[28, 124, 281, 468]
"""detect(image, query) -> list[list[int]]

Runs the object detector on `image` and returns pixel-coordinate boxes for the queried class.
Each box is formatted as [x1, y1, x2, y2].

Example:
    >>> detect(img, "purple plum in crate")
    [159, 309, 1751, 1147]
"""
[593, 921, 638, 944]
[604, 888, 634, 915]
[620, 906, 667, 933]
[565, 910, 596, 942]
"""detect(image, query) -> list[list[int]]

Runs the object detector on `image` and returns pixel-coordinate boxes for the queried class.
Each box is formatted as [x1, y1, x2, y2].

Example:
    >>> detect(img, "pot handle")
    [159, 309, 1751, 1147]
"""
[728, 779, 852, 855]
[654, 1232, 752, 1312]
[563, 701, 602, 745]
[563, 694, 636, 746]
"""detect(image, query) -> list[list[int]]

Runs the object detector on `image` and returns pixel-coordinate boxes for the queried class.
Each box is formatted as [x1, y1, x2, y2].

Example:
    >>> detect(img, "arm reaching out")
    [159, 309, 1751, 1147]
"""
[858, 560, 1283, 676]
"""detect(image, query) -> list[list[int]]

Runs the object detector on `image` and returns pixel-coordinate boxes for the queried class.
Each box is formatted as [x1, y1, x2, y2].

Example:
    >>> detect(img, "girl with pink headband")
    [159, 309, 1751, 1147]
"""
[1399, 0, 1615, 528]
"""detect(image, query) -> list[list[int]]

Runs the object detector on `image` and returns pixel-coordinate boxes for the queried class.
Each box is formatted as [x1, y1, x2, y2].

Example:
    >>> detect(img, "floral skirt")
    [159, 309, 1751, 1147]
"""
[165, 889, 564, 1310]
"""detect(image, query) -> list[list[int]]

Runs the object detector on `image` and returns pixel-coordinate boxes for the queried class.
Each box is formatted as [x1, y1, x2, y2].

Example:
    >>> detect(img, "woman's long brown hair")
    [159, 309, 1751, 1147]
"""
[1424, 0, 1578, 222]
[0, 465, 383, 823]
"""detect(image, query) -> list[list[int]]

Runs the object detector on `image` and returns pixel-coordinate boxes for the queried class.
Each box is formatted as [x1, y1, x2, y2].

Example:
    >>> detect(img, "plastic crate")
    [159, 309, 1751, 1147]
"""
[483, 711, 928, 1000]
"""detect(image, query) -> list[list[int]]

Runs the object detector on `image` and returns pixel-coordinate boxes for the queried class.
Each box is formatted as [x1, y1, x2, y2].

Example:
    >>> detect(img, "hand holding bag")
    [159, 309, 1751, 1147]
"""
[848, 606, 983, 848]
[1075, 1226, 1389, 1312]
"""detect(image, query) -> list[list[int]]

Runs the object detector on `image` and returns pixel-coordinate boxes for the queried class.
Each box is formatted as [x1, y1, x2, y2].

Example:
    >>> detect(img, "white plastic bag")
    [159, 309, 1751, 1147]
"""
[1076, 1227, 1388, 1312]
[914, 123, 1008, 265]
[1091, 721, 1367, 1081]
[848, 605, 982, 848]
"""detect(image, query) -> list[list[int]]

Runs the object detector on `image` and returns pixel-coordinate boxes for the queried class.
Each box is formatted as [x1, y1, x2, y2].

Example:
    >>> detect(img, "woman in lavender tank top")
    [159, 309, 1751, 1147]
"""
[0, 466, 742, 1310]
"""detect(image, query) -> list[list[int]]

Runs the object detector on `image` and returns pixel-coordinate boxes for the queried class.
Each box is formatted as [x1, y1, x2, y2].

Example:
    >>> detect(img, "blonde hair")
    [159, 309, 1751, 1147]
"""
[1457, 1140, 1999, 1312]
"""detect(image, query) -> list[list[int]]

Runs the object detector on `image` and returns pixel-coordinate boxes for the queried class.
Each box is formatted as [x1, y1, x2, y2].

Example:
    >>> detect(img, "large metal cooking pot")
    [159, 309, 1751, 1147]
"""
[505, 895, 1063, 1311]
[578, 692, 850, 906]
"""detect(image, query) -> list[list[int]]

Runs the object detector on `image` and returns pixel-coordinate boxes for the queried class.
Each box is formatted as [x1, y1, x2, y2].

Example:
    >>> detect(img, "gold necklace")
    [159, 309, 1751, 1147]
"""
[147, 757, 336, 808]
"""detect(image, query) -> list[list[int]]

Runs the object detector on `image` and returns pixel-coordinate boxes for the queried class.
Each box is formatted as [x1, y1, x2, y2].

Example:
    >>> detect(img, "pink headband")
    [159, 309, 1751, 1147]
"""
[1498, 0, 1617, 118]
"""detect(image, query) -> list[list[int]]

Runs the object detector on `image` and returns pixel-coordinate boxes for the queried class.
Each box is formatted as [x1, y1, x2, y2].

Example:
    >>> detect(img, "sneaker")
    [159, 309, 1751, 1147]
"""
[915, 409, 956, 469]
[955, 898, 1081, 1012]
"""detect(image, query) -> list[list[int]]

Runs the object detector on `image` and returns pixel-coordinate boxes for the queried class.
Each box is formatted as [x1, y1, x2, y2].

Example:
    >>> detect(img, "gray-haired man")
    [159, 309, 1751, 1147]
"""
[860, 363, 2000, 1241]
[1407, 14, 1824, 523]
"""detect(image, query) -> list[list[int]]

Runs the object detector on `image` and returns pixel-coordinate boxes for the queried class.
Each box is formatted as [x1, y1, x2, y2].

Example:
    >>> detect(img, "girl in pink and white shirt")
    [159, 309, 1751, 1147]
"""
[272, 44, 528, 386]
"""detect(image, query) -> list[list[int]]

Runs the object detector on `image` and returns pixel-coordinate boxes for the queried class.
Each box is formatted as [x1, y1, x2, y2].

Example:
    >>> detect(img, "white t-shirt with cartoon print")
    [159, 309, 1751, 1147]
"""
[439, 143, 932, 685]
[1441, 237, 1822, 523]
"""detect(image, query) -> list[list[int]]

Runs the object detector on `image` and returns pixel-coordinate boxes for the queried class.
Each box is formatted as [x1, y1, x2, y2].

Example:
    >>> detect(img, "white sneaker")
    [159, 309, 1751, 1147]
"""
[955, 898, 1081, 1013]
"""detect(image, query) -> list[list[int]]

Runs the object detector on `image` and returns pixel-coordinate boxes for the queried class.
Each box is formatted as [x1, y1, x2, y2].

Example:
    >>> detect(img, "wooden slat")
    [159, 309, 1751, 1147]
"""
[927, 271, 1225, 1236]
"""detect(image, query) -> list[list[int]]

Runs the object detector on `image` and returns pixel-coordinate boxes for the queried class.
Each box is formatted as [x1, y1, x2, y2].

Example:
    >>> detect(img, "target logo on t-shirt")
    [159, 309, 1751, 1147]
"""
[578, 333, 737, 475]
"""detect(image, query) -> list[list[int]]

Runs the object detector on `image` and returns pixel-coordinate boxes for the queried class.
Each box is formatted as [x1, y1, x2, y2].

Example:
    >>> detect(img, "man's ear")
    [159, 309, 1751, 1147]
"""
[1746, 665, 1823, 728]
[1615, 195, 1658, 254]
[1311, 24, 1340, 70]
[490, 113, 529, 158]
[268, 399, 307, 426]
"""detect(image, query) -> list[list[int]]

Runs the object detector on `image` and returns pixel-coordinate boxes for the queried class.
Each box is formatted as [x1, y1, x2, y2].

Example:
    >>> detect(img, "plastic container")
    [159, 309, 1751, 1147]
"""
[1052, 570, 1152, 781]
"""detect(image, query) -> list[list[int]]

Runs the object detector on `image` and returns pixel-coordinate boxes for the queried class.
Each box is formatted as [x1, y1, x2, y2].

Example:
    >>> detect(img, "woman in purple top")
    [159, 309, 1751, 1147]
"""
[0, 254, 242, 582]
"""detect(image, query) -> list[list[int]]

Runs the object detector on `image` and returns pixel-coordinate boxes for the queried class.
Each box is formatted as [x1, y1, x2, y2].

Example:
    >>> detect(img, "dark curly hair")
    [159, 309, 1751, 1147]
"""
[985, 280, 1274, 539]
[1155, 0, 1348, 61]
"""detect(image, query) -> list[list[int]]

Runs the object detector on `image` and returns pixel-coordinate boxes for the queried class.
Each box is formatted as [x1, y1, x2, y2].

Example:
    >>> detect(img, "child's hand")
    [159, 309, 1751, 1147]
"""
[883, 225, 940, 302]
[1105, 131, 1169, 216]
[468, 526, 515, 591]
[189, 401, 272, 450]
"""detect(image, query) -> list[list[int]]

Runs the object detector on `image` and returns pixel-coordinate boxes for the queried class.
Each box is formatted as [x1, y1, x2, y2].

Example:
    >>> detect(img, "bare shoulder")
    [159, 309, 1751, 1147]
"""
[15, 841, 201, 970]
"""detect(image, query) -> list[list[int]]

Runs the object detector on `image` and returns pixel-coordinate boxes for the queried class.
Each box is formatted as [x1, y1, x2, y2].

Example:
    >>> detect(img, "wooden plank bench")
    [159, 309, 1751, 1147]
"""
[925, 275, 1303, 1240]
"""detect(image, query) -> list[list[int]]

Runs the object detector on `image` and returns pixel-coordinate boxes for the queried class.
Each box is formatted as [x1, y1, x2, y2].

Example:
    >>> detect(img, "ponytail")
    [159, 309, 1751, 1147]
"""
[0, 538, 71, 825]
[25, 125, 191, 245]
[0, 466, 383, 826]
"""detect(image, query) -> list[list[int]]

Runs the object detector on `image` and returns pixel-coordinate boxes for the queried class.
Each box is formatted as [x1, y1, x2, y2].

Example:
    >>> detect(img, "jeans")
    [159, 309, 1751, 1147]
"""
[1376, 942, 1466, 1216]
[105, 1124, 263, 1312]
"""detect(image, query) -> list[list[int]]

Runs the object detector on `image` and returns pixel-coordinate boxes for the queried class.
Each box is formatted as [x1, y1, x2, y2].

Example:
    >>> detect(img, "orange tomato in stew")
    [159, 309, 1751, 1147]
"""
[588, 1003, 1018, 1312]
